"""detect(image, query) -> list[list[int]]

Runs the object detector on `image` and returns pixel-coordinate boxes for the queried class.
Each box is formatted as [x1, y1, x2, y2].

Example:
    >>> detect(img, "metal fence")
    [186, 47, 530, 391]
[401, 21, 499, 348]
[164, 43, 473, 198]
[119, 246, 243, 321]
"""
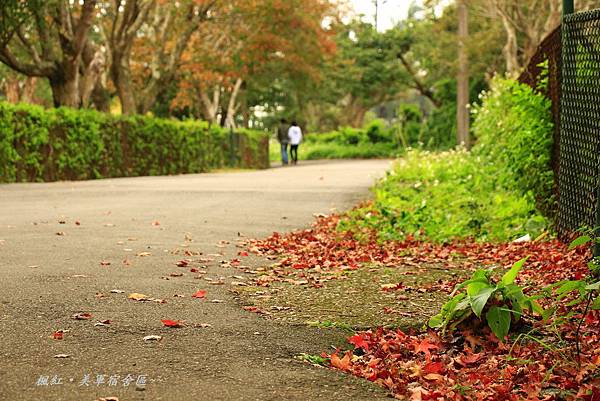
[519, 10, 600, 253]
[559, 9, 600, 251]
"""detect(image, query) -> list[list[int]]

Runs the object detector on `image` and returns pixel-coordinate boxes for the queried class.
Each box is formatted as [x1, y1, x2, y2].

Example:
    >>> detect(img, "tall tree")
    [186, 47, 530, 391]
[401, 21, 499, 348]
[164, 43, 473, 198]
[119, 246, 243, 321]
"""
[478, 0, 600, 75]
[0, 0, 101, 107]
[172, 0, 336, 128]
[102, 0, 217, 114]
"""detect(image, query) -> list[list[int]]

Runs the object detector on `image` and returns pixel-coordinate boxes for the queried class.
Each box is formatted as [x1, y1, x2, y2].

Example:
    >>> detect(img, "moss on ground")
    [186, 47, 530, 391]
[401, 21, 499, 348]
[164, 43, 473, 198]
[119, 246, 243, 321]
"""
[235, 263, 468, 330]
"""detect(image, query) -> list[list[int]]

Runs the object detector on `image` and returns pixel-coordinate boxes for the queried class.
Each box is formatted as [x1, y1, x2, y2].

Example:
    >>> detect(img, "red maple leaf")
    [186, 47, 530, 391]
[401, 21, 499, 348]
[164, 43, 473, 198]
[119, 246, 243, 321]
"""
[330, 352, 352, 371]
[413, 338, 439, 360]
[192, 290, 206, 299]
[423, 361, 444, 374]
[348, 334, 370, 352]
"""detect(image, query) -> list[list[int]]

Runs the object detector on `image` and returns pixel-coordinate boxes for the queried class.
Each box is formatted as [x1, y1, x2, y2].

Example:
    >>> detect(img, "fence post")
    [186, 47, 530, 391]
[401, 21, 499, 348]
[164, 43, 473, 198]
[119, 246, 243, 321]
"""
[563, 0, 574, 16]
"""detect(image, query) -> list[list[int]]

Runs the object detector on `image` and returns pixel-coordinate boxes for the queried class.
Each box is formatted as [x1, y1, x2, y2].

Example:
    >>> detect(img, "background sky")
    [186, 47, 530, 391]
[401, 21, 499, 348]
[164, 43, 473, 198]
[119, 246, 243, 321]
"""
[349, 0, 451, 31]
[350, 0, 415, 31]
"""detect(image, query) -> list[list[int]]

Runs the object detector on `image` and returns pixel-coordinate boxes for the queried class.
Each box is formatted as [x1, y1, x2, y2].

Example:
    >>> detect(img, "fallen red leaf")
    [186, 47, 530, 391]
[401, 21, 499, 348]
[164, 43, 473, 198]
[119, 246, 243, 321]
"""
[423, 361, 444, 374]
[348, 334, 370, 352]
[161, 319, 182, 328]
[52, 331, 63, 340]
[330, 352, 352, 371]
[192, 290, 206, 299]
[71, 313, 92, 320]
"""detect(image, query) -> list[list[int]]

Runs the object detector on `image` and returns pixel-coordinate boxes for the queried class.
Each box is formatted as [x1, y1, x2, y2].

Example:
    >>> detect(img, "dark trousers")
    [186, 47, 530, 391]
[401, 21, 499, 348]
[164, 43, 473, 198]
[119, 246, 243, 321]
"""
[290, 144, 299, 164]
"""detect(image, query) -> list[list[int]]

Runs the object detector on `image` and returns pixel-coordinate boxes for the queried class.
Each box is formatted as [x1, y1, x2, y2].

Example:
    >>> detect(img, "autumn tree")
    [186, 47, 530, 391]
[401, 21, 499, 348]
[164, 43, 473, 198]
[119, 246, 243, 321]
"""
[173, 0, 336, 128]
[0, 0, 103, 108]
[103, 0, 217, 114]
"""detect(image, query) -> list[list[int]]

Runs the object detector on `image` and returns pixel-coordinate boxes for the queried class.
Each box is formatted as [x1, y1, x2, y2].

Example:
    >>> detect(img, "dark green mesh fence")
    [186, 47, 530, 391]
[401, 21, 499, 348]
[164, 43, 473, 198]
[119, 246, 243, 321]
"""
[559, 10, 600, 248]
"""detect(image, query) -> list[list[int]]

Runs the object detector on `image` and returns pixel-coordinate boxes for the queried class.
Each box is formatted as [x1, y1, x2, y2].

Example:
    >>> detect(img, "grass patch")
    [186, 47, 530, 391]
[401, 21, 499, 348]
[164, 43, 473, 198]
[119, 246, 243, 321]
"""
[235, 263, 460, 330]
[269, 139, 399, 162]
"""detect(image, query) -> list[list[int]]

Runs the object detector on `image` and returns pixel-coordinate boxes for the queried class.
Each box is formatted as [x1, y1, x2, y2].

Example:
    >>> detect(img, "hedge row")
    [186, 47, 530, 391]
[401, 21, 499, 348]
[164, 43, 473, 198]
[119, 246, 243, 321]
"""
[0, 102, 269, 182]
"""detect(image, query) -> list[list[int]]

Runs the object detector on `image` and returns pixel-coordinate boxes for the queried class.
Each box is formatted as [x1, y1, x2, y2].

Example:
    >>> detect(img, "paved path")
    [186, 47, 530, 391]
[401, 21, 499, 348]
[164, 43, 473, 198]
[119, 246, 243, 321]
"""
[0, 160, 391, 401]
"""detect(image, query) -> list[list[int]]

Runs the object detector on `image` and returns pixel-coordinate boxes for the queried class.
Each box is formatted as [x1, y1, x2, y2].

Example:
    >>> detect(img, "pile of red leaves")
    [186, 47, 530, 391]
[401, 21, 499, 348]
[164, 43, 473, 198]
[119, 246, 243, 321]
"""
[246, 214, 591, 289]
[247, 214, 600, 400]
[330, 325, 599, 400]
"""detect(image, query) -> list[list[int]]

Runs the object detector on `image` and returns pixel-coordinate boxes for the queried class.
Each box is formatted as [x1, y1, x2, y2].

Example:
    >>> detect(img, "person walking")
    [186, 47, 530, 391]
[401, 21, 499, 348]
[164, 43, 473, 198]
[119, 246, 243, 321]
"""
[277, 119, 289, 165]
[287, 121, 302, 165]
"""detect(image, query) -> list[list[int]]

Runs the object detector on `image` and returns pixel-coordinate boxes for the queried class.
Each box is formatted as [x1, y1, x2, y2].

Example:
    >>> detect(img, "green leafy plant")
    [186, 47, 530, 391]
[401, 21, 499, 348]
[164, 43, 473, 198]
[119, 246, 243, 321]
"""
[541, 235, 600, 363]
[429, 258, 543, 340]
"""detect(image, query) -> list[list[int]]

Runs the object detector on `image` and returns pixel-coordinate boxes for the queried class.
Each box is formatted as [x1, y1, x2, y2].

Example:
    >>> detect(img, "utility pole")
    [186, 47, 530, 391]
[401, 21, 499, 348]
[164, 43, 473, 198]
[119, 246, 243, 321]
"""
[563, 0, 574, 16]
[374, 0, 378, 30]
[456, 0, 470, 148]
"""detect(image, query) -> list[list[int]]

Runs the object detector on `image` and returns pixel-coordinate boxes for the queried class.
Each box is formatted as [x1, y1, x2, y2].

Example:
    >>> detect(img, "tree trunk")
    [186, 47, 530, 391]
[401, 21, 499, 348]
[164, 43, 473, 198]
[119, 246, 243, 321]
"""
[498, 11, 520, 75]
[49, 61, 81, 108]
[200, 85, 221, 124]
[112, 56, 137, 115]
[224, 78, 243, 129]
[456, 0, 470, 148]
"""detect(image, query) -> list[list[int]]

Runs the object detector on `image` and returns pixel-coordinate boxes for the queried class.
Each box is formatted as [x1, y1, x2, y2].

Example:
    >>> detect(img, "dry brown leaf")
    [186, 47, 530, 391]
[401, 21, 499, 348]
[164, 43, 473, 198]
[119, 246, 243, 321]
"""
[128, 293, 147, 301]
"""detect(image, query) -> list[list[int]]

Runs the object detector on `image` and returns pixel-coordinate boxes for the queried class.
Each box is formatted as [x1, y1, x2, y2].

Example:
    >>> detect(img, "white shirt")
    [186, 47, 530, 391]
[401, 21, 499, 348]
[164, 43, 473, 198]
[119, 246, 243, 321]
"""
[288, 126, 303, 145]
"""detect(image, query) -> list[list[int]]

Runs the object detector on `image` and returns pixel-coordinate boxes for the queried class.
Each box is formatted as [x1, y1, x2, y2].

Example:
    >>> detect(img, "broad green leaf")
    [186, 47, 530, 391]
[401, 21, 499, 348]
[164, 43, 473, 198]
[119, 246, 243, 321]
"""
[568, 235, 592, 250]
[428, 315, 443, 328]
[486, 306, 511, 340]
[501, 258, 528, 285]
[592, 297, 600, 310]
[504, 283, 525, 301]
[525, 299, 545, 315]
[585, 281, 600, 291]
[556, 280, 584, 295]
[451, 270, 489, 295]
[467, 281, 493, 297]
[469, 286, 495, 318]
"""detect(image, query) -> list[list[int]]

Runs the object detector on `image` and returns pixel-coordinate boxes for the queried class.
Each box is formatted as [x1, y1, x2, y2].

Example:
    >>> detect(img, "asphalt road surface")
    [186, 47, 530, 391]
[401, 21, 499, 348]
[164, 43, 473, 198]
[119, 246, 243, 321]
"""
[0, 160, 391, 401]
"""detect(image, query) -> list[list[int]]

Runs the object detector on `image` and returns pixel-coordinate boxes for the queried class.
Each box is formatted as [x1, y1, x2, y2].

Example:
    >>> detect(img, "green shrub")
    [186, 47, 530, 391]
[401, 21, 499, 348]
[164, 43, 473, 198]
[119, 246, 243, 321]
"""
[0, 102, 269, 183]
[338, 148, 545, 242]
[337, 78, 555, 243]
[397, 104, 423, 147]
[472, 78, 555, 218]
[280, 119, 399, 161]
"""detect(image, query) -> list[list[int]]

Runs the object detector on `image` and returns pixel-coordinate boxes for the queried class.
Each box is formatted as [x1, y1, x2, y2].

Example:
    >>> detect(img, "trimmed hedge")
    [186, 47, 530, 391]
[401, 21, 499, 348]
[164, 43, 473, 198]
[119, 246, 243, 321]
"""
[0, 102, 269, 182]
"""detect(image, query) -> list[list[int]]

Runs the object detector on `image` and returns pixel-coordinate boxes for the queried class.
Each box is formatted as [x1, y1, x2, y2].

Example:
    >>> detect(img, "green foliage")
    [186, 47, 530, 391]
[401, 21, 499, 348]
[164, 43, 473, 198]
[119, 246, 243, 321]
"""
[542, 236, 600, 319]
[0, 102, 269, 183]
[429, 259, 543, 339]
[472, 78, 555, 218]
[338, 78, 555, 243]
[339, 148, 544, 242]
[296, 353, 328, 366]
[270, 120, 402, 162]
